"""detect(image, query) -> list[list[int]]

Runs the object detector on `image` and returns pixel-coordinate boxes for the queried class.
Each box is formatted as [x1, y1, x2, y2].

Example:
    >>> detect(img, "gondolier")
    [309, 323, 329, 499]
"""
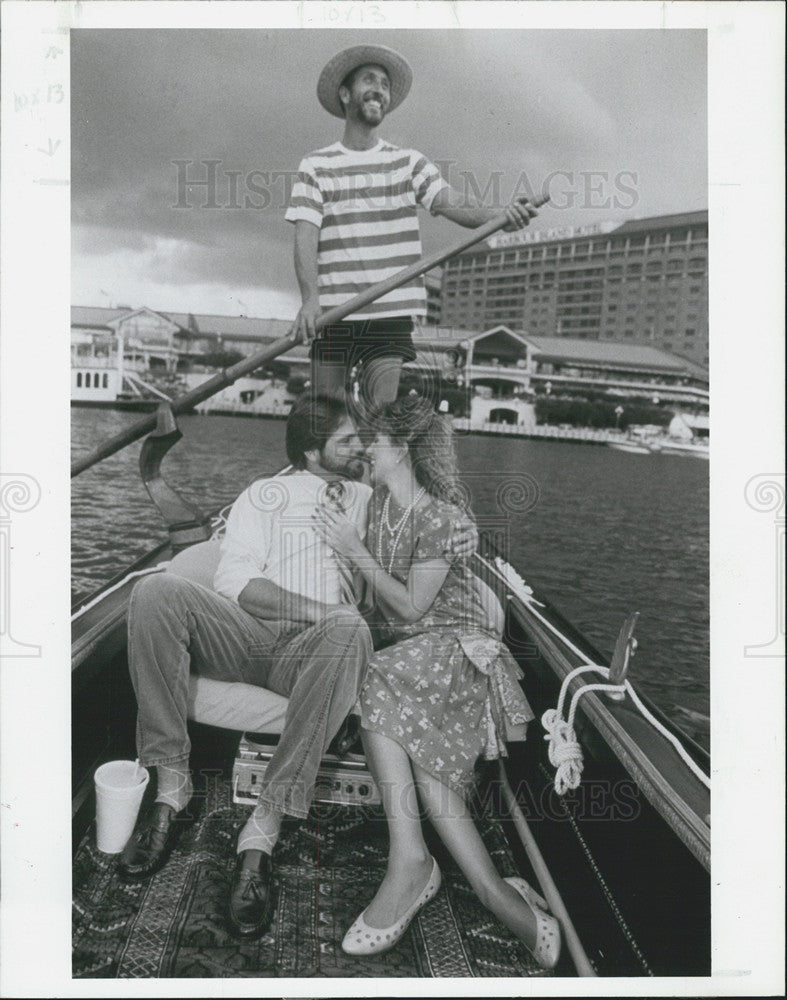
[286, 43, 540, 409]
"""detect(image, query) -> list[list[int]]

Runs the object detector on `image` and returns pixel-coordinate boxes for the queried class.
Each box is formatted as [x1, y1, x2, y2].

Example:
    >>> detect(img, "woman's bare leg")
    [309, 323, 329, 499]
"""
[359, 728, 434, 928]
[411, 761, 539, 948]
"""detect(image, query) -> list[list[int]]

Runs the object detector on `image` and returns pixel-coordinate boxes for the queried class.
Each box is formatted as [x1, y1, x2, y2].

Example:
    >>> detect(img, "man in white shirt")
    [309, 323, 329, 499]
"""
[119, 395, 373, 940]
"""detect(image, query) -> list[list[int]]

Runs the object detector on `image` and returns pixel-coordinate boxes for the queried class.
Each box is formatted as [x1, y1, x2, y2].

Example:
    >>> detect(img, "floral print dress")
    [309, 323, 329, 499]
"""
[359, 487, 534, 800]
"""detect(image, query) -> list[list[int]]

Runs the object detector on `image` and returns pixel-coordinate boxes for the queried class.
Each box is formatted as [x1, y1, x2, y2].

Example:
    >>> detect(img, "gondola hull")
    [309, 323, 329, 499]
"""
[71, 536, 709, 978]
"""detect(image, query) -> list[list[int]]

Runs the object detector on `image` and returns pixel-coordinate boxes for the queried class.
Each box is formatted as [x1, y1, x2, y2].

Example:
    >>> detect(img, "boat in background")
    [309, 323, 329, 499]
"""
[649, 438, 710, 459]
[607, 439, 654, 454]
[649, 413, 709, 458]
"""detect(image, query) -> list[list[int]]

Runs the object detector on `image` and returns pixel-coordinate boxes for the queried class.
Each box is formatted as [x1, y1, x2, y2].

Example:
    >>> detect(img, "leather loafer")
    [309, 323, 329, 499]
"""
[227, 851, 276, 939]
[118, 800, 194, 881]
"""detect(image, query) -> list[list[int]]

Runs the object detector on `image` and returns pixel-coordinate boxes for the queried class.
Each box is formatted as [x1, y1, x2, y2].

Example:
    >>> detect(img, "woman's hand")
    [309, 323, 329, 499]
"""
[448, 519, 478, 559]
[313, 503, 365, 561]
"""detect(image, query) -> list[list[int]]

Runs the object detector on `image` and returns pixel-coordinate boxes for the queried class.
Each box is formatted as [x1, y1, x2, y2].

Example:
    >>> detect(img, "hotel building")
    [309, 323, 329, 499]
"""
[438, 210, 708, 368]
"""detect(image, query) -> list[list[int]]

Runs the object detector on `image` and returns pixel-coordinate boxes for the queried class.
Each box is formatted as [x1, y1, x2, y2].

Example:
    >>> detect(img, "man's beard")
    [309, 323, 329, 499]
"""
[320, 452, 366, 481]
[353, 96, 385, 126]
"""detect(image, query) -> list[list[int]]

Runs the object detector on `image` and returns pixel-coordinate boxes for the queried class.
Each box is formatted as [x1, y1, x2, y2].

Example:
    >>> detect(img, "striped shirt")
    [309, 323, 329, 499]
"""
[285, 140, 447, 320]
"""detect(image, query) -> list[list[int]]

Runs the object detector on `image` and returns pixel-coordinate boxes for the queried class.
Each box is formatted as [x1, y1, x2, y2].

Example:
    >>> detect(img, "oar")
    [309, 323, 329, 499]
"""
[71, 194, 549, 478]
[497, 760, 597, 976]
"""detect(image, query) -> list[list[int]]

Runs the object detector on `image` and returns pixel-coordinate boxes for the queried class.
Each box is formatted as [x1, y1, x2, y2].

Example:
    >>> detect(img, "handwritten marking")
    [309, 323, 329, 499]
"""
[37, 139, 61, 157]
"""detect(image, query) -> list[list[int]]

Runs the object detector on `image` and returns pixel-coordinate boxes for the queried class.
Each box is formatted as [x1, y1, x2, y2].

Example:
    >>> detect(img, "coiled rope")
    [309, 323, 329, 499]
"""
[473, 553, 711, 793]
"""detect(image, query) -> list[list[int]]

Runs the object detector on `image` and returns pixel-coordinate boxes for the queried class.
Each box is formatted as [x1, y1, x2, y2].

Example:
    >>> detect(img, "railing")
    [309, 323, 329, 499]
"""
[453, 419, 628, 443]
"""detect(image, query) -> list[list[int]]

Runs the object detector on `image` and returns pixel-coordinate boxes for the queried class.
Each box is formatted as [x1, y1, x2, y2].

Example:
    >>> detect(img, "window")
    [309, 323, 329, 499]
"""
[102, 373, 108, 388]
[76, 372, 83, 387]
[685, 328, 696, 337]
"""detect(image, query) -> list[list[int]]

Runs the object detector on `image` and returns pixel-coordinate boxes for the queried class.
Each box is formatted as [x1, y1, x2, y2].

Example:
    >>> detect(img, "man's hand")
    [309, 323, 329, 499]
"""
[448, 519, 479, 560]
[502, 196, 540, 232]
[290, 296, 322, 346]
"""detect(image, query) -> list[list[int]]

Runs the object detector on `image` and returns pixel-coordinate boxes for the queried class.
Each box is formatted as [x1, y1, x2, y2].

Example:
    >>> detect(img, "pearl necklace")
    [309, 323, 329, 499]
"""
[377, 487, 426, 574]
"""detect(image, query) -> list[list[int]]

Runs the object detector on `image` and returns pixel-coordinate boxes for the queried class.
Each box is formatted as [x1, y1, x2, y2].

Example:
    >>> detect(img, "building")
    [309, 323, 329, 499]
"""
[411, 323, 708, 428]
[439, 210, 708, 367]
[72, 307, 708, 429]
[71, 306, 310, 402]
[424, 272, 442, 325]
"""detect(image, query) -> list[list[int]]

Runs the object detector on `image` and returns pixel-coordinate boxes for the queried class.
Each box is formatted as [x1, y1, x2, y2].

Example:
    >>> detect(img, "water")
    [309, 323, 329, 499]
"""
[71, 409, 709, 749]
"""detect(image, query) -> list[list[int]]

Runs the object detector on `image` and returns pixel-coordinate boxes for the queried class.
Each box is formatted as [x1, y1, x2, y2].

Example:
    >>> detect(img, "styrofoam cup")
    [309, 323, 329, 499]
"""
[94, 760, 149, 853]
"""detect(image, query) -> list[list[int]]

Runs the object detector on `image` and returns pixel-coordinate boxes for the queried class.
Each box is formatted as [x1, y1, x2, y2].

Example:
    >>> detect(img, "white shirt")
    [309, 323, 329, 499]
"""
[214, 471, 371, 606]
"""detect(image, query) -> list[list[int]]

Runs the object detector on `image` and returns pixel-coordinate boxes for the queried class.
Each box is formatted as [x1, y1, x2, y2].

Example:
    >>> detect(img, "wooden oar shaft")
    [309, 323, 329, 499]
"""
[498, 760, 597, 977]
[71, 197, 548, 478]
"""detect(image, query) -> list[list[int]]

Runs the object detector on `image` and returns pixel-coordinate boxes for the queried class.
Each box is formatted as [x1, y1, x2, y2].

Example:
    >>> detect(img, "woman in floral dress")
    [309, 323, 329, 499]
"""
[313, 395, 560, 968]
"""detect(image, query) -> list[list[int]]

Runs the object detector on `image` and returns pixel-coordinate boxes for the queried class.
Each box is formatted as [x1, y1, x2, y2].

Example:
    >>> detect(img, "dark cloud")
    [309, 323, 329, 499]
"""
[72, 28, 707, 311]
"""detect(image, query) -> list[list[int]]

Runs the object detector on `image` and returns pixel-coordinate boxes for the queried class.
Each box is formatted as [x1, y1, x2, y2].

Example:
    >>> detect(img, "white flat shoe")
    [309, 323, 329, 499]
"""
[342, 857, 442, 956]
[504, 875, 561, 970]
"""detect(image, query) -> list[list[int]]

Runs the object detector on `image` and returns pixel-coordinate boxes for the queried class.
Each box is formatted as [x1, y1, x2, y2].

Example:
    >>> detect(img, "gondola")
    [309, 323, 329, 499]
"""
[71, 209, 710, 979]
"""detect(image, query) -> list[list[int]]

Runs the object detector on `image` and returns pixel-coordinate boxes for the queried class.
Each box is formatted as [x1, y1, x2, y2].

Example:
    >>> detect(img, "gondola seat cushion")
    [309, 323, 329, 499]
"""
[165, 539, 288, 734]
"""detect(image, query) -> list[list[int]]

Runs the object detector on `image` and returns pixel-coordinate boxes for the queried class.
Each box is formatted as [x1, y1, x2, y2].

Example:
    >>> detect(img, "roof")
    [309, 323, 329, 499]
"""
[524, 335, 708, 379]
[613, 210, 708, 235]
[71, 305, 128, 328]
[164, 313, 293, 340]
[412, 325, 476, 350]
[72, 305, 294, 341]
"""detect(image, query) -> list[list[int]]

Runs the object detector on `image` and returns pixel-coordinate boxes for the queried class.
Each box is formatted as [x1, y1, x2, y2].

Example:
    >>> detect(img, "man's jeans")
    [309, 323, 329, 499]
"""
[127, 573, 372, 819]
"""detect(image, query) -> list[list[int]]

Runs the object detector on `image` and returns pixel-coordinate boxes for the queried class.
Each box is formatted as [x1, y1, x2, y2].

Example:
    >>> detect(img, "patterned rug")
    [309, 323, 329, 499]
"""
[73, 776, 551, 978]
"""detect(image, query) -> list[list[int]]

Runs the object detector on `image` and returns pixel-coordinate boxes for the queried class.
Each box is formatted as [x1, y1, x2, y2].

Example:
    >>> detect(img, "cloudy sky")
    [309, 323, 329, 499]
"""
[71, 28, 707, 318]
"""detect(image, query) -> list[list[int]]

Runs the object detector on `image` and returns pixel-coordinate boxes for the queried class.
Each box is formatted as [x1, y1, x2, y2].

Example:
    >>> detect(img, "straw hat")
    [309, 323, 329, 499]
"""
[317, 44, 412, 118]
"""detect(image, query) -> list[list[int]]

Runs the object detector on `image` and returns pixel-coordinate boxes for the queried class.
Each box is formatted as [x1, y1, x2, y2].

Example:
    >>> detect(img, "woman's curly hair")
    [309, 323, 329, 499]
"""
[372, 394, 470, 511]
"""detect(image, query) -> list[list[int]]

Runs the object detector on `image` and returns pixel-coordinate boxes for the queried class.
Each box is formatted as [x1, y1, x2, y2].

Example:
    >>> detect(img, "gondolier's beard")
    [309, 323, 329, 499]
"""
[357, 96, 385, 125]
[342, 96, 386, 126]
